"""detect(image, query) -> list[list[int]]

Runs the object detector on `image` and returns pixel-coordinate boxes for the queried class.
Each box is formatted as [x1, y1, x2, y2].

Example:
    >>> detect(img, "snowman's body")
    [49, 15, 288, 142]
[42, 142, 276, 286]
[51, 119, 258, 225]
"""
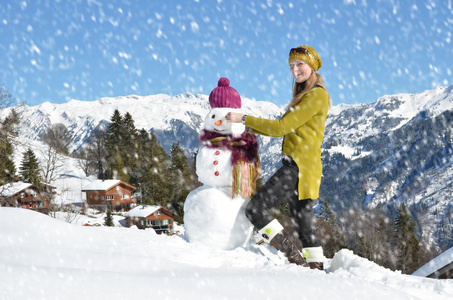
[196, 146, 233, 187]
[184, 107, 257, 250]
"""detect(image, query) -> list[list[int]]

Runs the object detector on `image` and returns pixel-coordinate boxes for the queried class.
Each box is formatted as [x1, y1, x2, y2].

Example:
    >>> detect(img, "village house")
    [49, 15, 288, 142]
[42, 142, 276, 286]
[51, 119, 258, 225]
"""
[82, 180, 137, 212]
[125, 205, 177, 234]
[0, 182, 54, 213]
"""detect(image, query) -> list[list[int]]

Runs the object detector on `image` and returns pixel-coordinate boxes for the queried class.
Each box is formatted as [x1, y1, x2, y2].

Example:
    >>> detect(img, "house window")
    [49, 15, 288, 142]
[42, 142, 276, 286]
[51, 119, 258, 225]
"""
[121, 194, 130, 199]
[20, 193, 25, 198]
[149, 220, 159, 226]
[155, 211, 163, 216]
[100, 196, 104, 201]
[116, 186, 120, 191]
[162, 219, 169, 225]
[106, 195, 114, 201]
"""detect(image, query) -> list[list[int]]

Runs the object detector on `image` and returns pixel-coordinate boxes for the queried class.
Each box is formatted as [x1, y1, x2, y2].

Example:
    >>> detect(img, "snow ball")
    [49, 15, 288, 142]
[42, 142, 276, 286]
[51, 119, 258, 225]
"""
[191, 21, 199, 33]
[184, 186, 253, 250]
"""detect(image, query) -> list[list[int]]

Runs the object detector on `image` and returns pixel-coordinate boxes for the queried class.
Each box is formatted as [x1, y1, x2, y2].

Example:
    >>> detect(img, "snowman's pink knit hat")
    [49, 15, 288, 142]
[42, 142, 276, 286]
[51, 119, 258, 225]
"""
[209, 77, 241, 109]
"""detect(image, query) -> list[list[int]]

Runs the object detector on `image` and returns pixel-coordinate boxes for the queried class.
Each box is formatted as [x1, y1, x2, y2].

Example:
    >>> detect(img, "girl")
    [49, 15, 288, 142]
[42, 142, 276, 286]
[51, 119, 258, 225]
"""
[226, 45, 330, 270]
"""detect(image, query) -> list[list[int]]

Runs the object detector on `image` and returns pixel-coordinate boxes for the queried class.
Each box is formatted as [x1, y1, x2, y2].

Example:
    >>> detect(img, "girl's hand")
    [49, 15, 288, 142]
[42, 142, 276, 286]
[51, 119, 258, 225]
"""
[225, 112, 244, 123]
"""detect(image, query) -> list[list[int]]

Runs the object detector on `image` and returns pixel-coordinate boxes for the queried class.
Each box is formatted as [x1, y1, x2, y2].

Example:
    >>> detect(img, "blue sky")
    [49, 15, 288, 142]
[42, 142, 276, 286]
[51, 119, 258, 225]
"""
[1, 0, 452, 107]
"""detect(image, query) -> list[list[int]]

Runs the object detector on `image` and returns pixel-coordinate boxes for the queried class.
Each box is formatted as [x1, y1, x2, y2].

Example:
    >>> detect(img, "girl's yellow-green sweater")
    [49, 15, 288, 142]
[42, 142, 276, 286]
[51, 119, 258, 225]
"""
[244, 87, 329, 200]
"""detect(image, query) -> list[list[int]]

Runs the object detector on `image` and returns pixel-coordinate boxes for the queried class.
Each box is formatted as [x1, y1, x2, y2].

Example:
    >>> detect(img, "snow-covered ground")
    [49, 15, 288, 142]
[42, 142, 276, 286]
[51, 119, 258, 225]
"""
[1, 208, 452, 300]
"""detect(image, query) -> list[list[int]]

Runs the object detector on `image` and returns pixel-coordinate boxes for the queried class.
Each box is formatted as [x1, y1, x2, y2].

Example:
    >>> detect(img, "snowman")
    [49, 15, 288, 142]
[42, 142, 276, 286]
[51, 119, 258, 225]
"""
[184, 77, 260, 250]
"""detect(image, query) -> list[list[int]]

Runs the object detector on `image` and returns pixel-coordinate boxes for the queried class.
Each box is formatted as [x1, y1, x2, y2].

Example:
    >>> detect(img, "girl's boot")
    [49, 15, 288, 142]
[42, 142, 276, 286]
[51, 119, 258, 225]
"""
[303, 247, 324, 270]
[258, 219, 309, 267]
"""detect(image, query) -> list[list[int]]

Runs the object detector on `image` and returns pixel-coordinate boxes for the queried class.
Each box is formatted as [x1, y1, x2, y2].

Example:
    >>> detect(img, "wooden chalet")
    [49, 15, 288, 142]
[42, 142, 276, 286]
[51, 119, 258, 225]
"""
[125, 205, 177, 234]
[0, 182, 54, 213]
[413, 247, 453, 279]
[82, 180, 137, 212]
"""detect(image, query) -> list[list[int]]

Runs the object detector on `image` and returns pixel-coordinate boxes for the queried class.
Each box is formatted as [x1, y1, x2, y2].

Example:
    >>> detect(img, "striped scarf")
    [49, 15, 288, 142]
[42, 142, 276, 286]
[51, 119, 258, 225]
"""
[199, 129, 261, 198]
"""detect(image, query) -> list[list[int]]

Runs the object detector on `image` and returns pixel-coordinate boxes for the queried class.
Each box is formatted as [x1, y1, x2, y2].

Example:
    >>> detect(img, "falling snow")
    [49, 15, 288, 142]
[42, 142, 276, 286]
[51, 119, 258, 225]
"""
[0, 0, 451, 106]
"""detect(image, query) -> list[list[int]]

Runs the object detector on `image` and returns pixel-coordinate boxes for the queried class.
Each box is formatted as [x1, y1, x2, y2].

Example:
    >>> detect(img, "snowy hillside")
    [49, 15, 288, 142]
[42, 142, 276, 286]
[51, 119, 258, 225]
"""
[7, 136, 94, 205]
[1, 208, 452, 300]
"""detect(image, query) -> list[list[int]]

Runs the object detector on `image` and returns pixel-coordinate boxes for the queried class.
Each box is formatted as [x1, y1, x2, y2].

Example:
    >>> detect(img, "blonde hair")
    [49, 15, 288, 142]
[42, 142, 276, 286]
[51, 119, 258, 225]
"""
[288, 71, 331, 110]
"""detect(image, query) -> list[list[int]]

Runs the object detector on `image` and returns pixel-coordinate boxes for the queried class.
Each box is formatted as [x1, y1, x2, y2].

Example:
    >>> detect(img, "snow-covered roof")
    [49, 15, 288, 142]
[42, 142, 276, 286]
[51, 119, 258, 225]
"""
[81, 180, 121, 191]
[124, 205, 162, 218]
[412, 247, 453, 278]
[0, 182, 34, 197]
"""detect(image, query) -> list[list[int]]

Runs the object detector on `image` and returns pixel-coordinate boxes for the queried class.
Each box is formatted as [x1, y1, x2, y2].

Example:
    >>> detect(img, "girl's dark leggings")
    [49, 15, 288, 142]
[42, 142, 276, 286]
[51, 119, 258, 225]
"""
[245, 156, 320, 248]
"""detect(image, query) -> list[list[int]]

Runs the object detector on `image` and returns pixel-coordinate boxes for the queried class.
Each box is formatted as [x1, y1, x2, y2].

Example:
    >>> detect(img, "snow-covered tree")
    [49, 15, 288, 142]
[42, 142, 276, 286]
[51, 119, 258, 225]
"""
[104, 206, 114, 227]
[136, 130, 171, 205]
[0, 85, 19, 185]
[43, 123, 72, 155]
[40, 145, 64, 186]
[105, 109, 129, 182]
[19, 148, 42, 186]
[394, 204, 420, 274]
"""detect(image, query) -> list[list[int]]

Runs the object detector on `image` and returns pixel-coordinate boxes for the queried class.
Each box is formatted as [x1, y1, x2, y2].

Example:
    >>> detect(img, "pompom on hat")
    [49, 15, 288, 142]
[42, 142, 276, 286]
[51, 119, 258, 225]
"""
[288, 45, 322, 72]
[209, 77, 241, 109]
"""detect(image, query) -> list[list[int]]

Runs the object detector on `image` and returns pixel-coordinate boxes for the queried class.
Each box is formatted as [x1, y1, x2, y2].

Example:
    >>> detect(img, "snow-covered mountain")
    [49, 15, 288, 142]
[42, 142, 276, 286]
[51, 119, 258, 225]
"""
[325, 85, 453, 147]
[3, 93, 281, 151]
[322, 85, 453, 249]
[2, 85, 452, 249]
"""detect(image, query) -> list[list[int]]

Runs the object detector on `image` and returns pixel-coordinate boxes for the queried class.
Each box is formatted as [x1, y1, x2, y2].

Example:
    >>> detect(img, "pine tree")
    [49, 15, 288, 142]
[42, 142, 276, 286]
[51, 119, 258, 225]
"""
[104, 110, 141, 184]
[169, 142, 189, 196]
[104, 110, 129, 182]
[319, 200, 337, 228]
[121, 112, 139, 185]
[316, 200, 344, 257]
[0, 108, 19, 185]
[86, 128, 107, 180]
[0, 136, 16, 185]
[167, 141, 193, 223]
[136, 130, 171, 205]
[19, 148, 42, 186]
[355, 233, 372, 260]
[104, 206, 114, 227]
[371, 214, 396, 269]
[394, 204, 420, 274]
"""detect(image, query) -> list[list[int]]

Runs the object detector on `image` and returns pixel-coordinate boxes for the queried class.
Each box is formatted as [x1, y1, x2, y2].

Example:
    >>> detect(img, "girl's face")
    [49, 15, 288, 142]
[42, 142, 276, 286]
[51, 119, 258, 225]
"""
[289, 59, 312, 83]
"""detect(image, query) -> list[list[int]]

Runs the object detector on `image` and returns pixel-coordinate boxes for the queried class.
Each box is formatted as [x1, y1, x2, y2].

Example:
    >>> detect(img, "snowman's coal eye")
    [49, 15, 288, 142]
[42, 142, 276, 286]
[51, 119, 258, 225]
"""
[211, 114, 215, 119]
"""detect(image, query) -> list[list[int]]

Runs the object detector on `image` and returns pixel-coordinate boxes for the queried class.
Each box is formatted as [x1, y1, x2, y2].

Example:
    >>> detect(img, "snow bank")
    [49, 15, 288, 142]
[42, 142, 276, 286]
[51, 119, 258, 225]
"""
[330, 249, 453, 299]
[1, 208, 452, 300]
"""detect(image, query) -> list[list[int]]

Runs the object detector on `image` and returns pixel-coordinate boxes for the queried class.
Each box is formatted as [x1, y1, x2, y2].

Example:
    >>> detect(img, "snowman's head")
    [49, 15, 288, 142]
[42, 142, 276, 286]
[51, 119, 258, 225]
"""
[204, 107, 245, 137]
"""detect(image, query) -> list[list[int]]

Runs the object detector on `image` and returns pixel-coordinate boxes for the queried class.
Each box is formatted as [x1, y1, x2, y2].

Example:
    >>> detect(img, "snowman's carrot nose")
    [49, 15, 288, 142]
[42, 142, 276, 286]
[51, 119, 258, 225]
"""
[215, 120, 222, 126]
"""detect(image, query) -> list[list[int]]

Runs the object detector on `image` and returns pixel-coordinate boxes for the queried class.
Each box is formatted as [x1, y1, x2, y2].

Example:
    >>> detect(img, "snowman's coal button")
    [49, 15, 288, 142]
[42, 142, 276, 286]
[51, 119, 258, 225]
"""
[215, 171, 220, 176]
[215, 150, 220, 155]
[213, 160, 219, 165]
